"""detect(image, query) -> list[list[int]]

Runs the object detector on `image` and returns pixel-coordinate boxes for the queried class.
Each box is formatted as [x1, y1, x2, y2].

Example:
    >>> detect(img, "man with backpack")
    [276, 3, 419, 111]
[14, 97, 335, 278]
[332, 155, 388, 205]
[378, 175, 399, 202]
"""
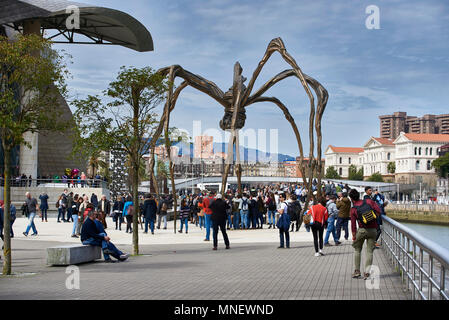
[349, 188, 381, 280]
[276, 193, 291, 248]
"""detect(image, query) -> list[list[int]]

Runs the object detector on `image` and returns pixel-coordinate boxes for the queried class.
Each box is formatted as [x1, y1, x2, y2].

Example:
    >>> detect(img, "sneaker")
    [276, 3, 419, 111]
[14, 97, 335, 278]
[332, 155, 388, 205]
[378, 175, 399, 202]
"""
[119, 254, 129, 261]
[71, 235, 79, 238]
[352, 270, 361, 278]
[204, 239, 210, 241]
[363, 273, 371, 280]
[212, 247, 217, 251]
[314, 252, 320, 257]
[277, 246, 284, 249]
[31, 233, 38, 236]
[226, 246, 230, 250]
[319, 250, 324, 256]
[178, 230, 182, 233]
[23, 232, 28, 237]
[104, 259, 116, 263]
[335, 241, 342, 246]
[324, 243, 332, 247]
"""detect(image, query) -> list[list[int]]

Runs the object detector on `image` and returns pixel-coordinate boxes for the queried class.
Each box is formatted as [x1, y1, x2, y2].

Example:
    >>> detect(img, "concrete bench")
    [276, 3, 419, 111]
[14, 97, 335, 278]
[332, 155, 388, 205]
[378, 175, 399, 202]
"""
[46, 244, 102, 266]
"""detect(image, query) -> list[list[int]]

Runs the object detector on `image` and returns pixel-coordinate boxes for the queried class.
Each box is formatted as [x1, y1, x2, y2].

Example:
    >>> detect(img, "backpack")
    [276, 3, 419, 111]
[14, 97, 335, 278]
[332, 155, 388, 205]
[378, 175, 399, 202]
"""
[55, 201, 59, 208]
[127, 205, 134, 216]
[303, 207, 314, 225]
[242, 199, 248, 211]
[354, 200, 377, 225]
[287, 201, 301, 220]
[161, 202, 167, 212]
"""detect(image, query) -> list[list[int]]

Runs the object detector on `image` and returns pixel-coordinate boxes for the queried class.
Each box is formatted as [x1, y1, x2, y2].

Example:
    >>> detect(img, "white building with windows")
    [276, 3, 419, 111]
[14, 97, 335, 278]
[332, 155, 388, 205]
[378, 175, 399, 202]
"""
[324, 146, 364, 178]
[363, 137, 395, 181]
[394, 132, 449, 186]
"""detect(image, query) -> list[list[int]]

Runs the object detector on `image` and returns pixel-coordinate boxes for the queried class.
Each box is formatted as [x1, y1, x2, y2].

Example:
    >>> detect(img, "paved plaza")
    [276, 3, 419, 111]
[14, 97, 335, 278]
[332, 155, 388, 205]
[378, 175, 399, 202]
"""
[0, 217, 409, 300]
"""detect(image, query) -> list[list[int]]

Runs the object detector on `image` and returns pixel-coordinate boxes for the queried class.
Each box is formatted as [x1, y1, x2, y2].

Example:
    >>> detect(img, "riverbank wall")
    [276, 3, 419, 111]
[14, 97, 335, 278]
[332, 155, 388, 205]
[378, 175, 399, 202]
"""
[386, 203, 449, 226]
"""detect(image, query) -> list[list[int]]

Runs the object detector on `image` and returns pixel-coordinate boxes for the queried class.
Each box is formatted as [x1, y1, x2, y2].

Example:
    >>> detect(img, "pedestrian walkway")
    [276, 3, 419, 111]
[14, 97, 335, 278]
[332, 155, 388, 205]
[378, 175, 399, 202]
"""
[0, 226, 409, 299]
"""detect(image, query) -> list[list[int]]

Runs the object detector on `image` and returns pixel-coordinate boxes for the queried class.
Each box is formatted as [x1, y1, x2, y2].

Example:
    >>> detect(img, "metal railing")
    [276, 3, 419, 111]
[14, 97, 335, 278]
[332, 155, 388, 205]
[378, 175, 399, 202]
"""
[0, 178, 108, 189]
[381, 215, 449, 300]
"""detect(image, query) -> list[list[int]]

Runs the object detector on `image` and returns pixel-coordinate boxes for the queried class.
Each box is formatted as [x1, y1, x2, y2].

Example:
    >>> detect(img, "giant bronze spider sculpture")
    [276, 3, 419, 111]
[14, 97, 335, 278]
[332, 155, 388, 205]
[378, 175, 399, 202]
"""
[149, 38, 328, 222]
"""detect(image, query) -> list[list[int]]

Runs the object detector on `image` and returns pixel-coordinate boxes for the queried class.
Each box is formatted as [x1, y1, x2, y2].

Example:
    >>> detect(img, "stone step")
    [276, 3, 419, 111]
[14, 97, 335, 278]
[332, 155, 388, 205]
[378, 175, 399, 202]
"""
[46, 244, 102, 266]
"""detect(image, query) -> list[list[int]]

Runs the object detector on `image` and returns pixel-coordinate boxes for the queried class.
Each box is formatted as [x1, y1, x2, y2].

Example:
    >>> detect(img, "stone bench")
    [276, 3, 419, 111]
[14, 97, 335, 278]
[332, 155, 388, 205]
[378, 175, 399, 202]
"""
[46, 244, 102, 266]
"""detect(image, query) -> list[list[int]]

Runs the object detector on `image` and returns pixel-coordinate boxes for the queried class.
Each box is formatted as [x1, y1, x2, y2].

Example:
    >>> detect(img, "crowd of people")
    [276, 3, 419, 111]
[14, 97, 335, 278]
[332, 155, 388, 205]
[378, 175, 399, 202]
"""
[0, 172, 107, 188]
[1, 181, 388, 276]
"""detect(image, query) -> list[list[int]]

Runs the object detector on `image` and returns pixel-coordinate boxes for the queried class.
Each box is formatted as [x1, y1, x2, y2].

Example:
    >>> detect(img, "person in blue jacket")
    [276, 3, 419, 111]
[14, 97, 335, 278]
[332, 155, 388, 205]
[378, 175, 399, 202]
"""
[122, 196, 134, 233]
[276, 193, 291, 249]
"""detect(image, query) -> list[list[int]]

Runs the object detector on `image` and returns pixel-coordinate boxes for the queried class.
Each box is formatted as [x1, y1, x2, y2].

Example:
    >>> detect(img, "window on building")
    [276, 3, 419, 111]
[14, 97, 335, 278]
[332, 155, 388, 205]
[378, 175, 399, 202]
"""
[430, 148, 432, 156]
[339, 168, 342, 176]
[415, 147, 417, 155]
[387, 153, 391, 160]
[339, 157, 342, 164]
[416, 160, 420, 170]
[419, 147, 422, 155]
[427, 160, 431, 170]
[349, 157, 351, 164]
[425, 147, 428, 155]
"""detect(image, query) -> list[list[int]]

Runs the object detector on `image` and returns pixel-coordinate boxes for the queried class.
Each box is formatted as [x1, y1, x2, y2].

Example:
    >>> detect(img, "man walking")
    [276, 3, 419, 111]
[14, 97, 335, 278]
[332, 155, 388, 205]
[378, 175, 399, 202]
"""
[209, 194, 230, 250]
[349, 189, 381, 279]
[143, 194, 158, 234]
[336, 190, 351, 241]
[23, 192, 39, 237]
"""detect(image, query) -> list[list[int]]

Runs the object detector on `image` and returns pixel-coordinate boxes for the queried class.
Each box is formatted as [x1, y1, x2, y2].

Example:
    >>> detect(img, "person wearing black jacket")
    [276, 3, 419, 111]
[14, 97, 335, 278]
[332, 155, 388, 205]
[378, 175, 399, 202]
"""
[81, 210, 128, 262]
[143, 194, 158, 234]
[209, 194, 230, 250]
[112, 196, 124, 230]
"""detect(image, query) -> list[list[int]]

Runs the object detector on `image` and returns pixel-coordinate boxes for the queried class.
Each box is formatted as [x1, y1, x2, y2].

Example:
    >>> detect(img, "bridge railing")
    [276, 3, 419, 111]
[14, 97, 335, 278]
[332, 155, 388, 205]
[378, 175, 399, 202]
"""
[381, 215, 449, 300]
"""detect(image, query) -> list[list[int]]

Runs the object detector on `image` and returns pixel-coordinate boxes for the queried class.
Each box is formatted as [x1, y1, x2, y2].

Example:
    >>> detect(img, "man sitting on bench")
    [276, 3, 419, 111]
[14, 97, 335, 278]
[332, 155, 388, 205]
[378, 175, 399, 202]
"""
[81, 210, 129, 263]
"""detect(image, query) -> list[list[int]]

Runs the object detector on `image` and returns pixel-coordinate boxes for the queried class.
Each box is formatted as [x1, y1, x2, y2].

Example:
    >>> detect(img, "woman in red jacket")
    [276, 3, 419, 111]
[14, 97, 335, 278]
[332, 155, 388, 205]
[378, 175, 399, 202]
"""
[309, 197, 329, 257]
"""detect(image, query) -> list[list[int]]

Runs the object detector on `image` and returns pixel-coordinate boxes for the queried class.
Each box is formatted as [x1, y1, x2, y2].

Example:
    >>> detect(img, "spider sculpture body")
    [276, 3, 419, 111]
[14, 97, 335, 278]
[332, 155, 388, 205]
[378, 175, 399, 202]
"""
[150, 38, 328, 220]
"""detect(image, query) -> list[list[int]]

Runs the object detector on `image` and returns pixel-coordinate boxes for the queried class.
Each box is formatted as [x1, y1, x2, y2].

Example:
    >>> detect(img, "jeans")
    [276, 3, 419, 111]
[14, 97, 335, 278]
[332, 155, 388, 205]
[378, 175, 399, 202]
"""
[115, 215, 123, 230]
[268, 210, 276, 227]
[212, 220, 230, 248]
[145, 218, 155, 233]
[279, 227, 290, 248]
[227, 213, 232, 229]
[336, 217, 349, 240]
[352, 228, 377, 272]
[67, 207, 73, 222]
[41, 208, 47, 221]
[82, 236, 123, 261]
[25, 212, 37, 235]
[157, 214, 167, 229]
[311, 222, 324, 253]
[198, 215, 205, 229]
[71, 214, 79, 236]
[240, 210, 249, 228]
[233, 211, 240, 230]
[57, 207, 64, 222]
[324, 216, 338, 244]
[180, 217, 188, 232]
[126, 215, 133, 232]
[204, 214, 212, 240]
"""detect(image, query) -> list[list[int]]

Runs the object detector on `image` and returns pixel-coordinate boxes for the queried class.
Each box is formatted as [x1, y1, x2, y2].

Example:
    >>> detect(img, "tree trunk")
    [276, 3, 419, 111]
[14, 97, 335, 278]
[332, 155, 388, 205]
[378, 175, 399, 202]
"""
[2, 146, 12, 275]
[149, 146, 159, 196]
[132, 161, 139, 256]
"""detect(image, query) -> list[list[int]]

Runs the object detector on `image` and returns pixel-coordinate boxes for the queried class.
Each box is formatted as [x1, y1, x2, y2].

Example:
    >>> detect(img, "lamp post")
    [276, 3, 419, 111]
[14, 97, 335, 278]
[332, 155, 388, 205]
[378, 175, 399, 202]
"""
[419, 182, 423, 204]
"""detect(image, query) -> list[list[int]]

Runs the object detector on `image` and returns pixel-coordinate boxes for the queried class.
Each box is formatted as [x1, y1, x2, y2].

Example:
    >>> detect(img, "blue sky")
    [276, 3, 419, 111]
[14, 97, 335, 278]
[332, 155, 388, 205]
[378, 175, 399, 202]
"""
[61, 0, 449, 156]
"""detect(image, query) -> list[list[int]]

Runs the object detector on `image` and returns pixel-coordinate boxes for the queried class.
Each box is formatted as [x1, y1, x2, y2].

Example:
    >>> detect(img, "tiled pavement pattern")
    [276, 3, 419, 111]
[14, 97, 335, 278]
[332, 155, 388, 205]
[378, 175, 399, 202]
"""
[0, 239, 409, 300]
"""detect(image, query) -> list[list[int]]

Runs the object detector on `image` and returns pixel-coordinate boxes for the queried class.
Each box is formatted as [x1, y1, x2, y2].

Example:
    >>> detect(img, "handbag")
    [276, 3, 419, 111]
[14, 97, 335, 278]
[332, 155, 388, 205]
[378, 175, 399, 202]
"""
[303, 207, 314, 226]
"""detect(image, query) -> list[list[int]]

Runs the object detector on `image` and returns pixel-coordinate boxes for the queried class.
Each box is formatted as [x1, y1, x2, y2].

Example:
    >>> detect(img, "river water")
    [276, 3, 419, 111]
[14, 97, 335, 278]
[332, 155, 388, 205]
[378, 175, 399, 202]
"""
[400, 222, 449, 252]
